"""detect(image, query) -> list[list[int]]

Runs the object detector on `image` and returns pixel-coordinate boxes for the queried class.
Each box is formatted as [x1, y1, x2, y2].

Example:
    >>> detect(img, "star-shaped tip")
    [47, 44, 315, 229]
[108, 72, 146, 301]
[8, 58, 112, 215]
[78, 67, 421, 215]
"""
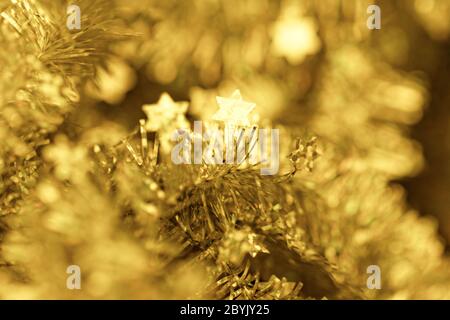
[158, 92, 174, 106]
[231, 89, 242, 99]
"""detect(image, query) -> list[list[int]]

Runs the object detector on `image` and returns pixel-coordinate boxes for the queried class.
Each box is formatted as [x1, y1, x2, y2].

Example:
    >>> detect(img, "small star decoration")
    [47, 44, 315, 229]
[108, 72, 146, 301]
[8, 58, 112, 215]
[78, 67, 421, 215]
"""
[143, 92, 188, 132]
[213, 90, 256, 127]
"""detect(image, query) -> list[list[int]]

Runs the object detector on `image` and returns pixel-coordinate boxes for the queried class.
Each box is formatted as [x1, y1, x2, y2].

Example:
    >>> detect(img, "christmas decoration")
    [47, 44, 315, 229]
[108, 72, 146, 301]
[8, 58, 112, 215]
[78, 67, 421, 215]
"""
[213, 90, 256, 127]
[0, 0, 449, 300]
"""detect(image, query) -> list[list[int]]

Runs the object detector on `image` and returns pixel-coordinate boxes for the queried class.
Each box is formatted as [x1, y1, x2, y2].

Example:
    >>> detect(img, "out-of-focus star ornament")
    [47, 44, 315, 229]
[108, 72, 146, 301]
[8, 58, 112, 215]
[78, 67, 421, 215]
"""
[271, 14, 321, 65]
[143, 92, 189, 132]
[213, 90, 256, 127]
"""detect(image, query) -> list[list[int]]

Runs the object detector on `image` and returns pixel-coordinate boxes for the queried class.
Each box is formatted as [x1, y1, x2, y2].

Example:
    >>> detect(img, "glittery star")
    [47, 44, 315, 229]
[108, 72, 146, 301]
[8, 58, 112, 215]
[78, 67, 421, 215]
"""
[142, 93, 188, 132]
[212, 90, 256, 127]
